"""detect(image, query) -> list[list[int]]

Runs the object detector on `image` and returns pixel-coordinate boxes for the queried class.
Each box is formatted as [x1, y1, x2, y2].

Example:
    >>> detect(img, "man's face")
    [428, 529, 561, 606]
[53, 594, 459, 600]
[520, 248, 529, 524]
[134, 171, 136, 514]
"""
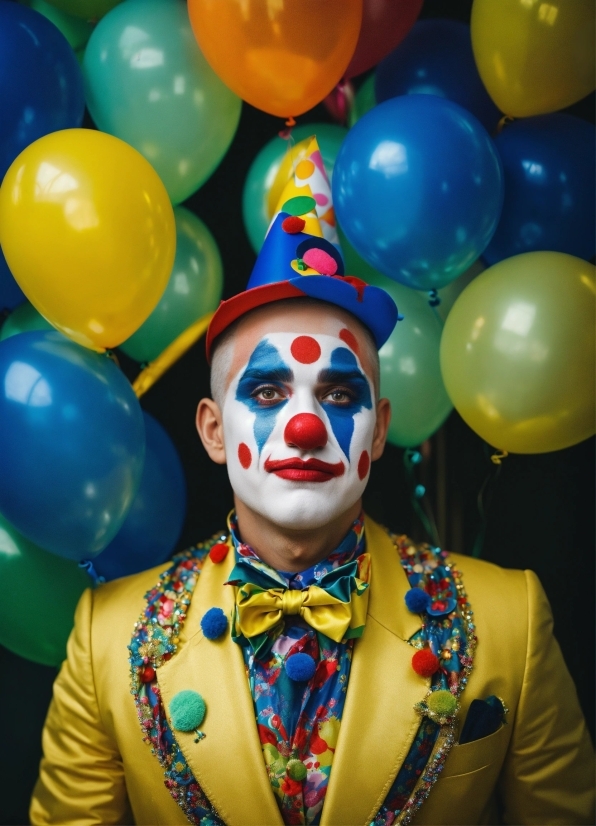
[219, 305, 379, 530]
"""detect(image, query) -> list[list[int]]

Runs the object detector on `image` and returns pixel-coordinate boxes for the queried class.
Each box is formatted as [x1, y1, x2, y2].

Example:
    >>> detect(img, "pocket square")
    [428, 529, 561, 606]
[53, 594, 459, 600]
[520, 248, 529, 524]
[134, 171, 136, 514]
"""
[459, 695, 507, 745]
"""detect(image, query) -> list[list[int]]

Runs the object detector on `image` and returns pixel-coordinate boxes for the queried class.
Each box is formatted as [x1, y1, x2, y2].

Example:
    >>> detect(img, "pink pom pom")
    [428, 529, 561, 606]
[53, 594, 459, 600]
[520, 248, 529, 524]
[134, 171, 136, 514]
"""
[302, 248, 338, 275]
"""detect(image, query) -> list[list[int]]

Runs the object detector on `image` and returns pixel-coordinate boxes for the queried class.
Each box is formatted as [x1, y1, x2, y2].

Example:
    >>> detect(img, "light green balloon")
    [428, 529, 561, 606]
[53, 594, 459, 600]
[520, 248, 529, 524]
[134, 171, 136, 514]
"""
[339, 227, 452, 447]
[348, 74, 377, 127]
[0, 301, 54, 341]
[83, 0, 242, 204]
[242, 123, 347, 254]
[120, 207, 223, 363]
[0, 512, 89, 667]
[40, 0, 122, 21]
[20, 0, 94, 51]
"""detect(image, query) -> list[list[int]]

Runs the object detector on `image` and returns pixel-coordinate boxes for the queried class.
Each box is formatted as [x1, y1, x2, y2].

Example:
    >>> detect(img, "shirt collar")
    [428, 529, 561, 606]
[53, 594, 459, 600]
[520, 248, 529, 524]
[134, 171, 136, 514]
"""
[226, 509, 366, 590]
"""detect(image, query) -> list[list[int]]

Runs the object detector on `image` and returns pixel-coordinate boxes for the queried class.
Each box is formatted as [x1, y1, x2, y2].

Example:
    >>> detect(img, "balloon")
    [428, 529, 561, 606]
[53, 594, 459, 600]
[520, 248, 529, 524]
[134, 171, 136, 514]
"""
[120, 207, 223, 363]
[0, 330, 145, 559]
[20, 0, 94, 60]
[344, 0, 423, 79]
[84, 0, 242, 205]
[471, 0, 595, 118]
[440, 252, 595, 454]
[348, 74, 376, 127]
[339, 229, 452, 446]
[42, 0, 122, 20]
[0, 301, 53, 341]
[0, 512, 89, 666]
[375, 20, 501, 133]
[333, 95, 503, 291]
[92, 413, 187, 582]
[0, 249, 25, 311]
[0, 1, 85, 181]
[484, 115, 595, 265]
[0, 128, 175, 351]
[187, 0, 362, 117]
[242, 124, 347, 254]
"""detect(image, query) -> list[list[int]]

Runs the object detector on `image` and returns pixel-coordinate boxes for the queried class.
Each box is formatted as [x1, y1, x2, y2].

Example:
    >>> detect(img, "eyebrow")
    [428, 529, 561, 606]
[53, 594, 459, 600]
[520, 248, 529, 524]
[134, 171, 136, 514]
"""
[317, 368, 369, 385]
[240, 366, 293, 383]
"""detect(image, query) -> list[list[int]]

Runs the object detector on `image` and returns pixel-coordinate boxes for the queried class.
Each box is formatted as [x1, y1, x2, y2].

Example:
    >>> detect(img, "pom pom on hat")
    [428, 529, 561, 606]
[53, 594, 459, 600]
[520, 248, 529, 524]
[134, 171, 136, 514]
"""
[282, 215, 306, 234]
[405, 588, 431, 614]
[285, 653, 316, 682]
[412, 649, 440, 677]
[302, 247, 338, 275]
[169, 690, 206, 732]
[201, 607, 228, 640]
[427, 690, 457, 717]
[286, 759, 307, 781]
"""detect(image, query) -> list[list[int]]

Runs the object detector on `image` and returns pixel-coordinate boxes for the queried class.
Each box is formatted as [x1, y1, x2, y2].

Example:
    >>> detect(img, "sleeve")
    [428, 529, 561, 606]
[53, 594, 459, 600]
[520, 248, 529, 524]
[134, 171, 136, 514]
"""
[499, 569, 595, 825]
[29, 588, 133, 826]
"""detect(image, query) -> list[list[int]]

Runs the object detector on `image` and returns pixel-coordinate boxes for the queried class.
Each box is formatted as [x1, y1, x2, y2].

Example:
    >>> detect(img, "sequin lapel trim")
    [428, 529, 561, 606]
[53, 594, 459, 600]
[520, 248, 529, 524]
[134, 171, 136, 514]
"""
[128, 533, 227, 826]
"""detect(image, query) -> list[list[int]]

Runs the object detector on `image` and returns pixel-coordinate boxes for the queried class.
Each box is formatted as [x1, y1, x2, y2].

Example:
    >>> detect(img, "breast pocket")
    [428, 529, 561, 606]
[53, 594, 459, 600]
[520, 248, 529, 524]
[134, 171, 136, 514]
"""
[411, 725, 511, 825]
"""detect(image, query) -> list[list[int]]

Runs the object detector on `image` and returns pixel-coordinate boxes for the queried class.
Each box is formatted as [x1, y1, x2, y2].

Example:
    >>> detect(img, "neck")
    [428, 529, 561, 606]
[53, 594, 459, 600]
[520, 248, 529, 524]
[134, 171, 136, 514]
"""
[233, 497, 363, 572]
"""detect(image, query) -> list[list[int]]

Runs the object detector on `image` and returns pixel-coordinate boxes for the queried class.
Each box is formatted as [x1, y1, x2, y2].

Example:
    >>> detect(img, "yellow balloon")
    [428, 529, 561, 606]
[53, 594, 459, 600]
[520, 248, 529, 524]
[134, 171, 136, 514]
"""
[471, 0, 595, 117]
[440, 252, 595, 454]
[0, 129, 175, 350]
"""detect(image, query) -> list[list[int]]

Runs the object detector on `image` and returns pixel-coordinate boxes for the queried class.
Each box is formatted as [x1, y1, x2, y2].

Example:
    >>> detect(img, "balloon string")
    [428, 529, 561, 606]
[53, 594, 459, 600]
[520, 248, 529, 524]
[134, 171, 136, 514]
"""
[471, 445, 505, 557]
[132, 311, 214, 399]
[403, 449, 441, 547]
[495, 114, 514, 135]
[79, 559, 105, 588]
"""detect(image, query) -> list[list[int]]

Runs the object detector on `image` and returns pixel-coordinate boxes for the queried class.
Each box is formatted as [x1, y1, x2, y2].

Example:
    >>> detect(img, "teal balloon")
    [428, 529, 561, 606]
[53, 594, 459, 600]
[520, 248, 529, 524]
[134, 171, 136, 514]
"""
[0, 301, 54, 341]
[0, 512, 89, 666]
[83, 0, 242, 204]
[348, 74, 376, 127]
[120, 207, 223, 363]
[340, 230, 452, 446]
[242, 123, 347, 254]
[20, 0, 93, 54]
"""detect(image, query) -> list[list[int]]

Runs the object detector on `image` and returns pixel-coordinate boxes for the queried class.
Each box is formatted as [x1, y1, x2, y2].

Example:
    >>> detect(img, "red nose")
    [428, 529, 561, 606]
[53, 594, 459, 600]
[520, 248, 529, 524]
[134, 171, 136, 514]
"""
[284, 413, 328, 450]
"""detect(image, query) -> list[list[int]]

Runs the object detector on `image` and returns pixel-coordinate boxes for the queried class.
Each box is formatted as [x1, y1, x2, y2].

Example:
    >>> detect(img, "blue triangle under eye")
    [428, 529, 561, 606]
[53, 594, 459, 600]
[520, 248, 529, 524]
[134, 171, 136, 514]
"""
[235, 340, 292, 454]
[320, 348, 373, 460]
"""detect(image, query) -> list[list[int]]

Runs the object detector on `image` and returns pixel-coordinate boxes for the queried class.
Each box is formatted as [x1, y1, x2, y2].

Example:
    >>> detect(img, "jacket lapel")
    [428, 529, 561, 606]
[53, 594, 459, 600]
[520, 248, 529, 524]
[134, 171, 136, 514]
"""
[157, 549, 283, 826]
[321, 518, 427, 826]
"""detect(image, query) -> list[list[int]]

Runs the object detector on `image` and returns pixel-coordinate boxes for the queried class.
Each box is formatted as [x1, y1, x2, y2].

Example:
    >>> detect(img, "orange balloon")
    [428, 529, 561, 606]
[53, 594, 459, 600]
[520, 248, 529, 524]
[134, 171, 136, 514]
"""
[187, 0, 362, 118]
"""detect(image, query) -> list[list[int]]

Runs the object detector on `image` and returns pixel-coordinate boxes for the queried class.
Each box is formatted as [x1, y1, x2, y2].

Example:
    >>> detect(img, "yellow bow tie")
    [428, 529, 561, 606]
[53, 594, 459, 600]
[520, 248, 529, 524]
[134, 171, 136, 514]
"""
[232, 553, 371, 656]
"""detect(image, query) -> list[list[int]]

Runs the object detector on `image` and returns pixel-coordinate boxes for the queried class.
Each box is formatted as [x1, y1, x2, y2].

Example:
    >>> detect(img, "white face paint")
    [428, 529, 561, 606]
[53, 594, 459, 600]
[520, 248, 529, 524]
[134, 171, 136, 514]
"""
[221, 331, 377, 530]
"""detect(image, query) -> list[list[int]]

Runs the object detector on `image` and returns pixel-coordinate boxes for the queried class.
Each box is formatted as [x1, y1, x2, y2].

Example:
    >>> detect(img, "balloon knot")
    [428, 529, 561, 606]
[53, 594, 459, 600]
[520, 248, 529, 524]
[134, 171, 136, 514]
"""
[490, 450, 509, 465]
[79, 559, 105, 588]
[285, 116, 297, 127]
[428, 289, 441, 308]
[495, 115, 515, 135]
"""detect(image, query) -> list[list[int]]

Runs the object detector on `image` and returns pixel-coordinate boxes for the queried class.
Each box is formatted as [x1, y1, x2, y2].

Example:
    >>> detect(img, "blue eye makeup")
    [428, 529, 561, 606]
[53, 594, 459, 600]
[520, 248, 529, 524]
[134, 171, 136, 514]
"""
[318, 348, 373, 459]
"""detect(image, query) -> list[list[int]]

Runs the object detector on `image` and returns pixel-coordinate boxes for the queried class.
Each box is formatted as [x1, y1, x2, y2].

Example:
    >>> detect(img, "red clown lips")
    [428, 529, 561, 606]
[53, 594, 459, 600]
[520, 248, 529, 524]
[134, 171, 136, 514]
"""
[264, 457, 345, 482]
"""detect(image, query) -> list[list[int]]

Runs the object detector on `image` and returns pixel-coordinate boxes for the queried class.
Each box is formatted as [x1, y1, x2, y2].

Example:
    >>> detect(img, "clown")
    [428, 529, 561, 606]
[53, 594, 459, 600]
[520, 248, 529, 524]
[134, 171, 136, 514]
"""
[31, 166, 593, 826]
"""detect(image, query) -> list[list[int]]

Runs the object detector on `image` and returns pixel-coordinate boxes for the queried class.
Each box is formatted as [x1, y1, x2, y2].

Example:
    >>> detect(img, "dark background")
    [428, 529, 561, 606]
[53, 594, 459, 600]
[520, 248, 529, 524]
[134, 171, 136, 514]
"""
[1, 1, 594, 823]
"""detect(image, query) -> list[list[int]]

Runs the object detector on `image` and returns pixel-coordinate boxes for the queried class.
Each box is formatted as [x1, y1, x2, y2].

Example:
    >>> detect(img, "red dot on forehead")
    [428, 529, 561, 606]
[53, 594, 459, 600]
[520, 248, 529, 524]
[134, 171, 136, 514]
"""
[238, 443, 252, 469]
[357, 450, 370, 480]
[290, 335, 321, 364]
[339, 328, 359, 355]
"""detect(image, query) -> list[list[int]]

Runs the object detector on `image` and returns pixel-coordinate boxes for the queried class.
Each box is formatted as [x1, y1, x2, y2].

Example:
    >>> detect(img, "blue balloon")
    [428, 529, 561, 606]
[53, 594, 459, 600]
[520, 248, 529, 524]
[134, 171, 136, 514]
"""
[333, 96, 503, 291]
[375, 20, 501, 134]
[484, 114, 595, 265]
[0, 1, 85, 180]
[0, 247, 25, 311]
[92, 412, 187, 582]
[0, 331, 145, 561]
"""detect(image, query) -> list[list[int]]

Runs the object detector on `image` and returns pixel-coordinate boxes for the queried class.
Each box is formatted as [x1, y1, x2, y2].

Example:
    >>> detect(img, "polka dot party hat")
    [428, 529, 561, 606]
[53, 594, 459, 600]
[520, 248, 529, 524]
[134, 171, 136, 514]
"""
[205, 136, 400, 362]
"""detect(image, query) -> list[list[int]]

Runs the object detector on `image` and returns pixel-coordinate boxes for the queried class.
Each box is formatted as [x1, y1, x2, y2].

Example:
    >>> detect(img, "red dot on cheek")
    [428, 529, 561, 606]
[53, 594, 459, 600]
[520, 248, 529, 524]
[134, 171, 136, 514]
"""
[339, 328, 359, 355]
[290, 335, 321, 364]
[357, 450, 370, 480]
[238, 443, 252, 469]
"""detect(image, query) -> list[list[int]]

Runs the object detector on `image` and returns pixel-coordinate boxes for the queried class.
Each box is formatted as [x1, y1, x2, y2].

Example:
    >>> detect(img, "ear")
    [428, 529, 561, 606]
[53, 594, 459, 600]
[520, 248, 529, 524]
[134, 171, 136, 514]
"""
[196, 398, 227, 465]
[371, 397, 391, 462]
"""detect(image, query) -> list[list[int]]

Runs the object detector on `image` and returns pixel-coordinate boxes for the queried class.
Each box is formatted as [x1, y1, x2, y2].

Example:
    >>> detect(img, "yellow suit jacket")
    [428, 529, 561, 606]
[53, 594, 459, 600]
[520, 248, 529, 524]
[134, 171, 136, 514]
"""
[31, 518, 594, 825]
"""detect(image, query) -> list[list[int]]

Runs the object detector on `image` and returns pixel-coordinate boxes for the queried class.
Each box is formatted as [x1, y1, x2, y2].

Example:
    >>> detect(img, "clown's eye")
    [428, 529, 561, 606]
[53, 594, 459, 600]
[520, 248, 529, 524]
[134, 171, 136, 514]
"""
[323, 388, 355, 405]
[252, 385, 286, 404]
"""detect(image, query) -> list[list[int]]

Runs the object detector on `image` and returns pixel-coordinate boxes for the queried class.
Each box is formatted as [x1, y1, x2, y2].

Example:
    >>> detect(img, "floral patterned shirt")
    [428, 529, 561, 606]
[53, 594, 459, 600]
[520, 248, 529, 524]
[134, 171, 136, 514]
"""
[227, 512, 366, 826]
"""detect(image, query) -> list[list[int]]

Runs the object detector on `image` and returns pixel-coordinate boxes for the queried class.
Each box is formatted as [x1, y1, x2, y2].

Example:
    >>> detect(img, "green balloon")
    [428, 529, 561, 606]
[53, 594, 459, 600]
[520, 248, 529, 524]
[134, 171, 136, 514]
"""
[40, 0, 122, 21]
[83, 0, 242, 204]
[339, 228, 452, 447]
[120, 207, 223, 363]
[0, 512, 89, 666]
[348, 74, 376, 128]
[242, 123, 347, 254]
[20, 0, 94, 50]
[0, 301, 54, 341]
